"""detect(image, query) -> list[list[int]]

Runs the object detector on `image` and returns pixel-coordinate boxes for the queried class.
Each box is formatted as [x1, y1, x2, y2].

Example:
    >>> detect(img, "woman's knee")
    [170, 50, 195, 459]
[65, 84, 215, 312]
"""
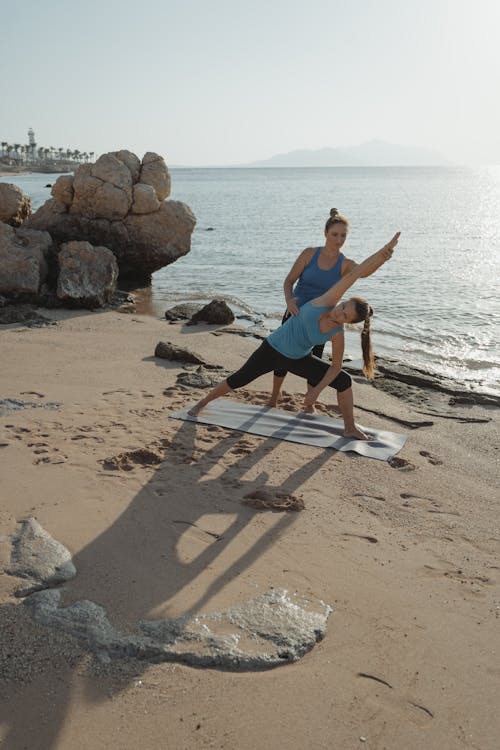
[332, 370, 352, 392]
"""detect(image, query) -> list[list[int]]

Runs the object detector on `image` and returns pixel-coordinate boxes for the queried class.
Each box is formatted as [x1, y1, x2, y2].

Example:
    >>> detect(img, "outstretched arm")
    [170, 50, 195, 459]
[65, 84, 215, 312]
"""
[314, 232, 400, 308]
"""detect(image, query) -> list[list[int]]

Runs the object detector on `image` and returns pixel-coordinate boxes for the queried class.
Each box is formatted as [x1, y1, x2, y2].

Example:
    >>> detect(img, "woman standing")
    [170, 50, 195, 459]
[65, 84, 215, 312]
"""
[268, 208, 375, 407]
[188, 232, 400, 440]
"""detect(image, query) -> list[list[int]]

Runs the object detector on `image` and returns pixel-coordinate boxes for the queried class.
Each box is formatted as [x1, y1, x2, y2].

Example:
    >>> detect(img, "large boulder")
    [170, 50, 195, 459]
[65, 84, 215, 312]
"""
[0, 183, 32, 226]
[57, 241, 119, 307]
[25, 150, 195, 282]
[0, 222, 51, 294]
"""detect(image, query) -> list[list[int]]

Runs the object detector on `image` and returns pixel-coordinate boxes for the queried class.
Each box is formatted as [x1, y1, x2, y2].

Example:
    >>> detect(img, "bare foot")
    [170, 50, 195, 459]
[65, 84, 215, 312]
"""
[343, 426, 372, 440]
[188, 402, 204, 417]
[266, 399, 278, 408]
[303, 404, 316, 414]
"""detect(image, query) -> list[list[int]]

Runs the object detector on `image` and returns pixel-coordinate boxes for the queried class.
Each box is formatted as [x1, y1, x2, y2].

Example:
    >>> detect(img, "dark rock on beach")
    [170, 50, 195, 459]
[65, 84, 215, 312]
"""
[154, 341, 208, 365]
[165, 302, 203, 321]
[187, 299, 234, 326]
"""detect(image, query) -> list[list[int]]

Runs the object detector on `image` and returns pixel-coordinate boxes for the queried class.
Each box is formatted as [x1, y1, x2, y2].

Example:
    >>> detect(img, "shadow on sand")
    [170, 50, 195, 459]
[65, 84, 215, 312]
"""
[0, 412, 334, 749]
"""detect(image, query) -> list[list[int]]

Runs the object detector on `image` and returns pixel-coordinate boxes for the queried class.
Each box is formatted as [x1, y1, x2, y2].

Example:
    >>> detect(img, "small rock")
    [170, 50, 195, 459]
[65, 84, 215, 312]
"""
[187, 299, 234, 326]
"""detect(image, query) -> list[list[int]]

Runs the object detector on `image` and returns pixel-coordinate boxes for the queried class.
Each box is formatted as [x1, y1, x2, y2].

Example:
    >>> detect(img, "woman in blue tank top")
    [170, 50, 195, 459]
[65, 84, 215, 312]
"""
[188, 232, 400, 440]
[268, 208, 380, 408]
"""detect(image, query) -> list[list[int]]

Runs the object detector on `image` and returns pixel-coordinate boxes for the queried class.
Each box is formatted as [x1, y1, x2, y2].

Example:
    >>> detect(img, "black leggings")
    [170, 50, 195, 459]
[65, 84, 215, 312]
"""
[273, 311, 325, 378]
[227, 340, 352, 393]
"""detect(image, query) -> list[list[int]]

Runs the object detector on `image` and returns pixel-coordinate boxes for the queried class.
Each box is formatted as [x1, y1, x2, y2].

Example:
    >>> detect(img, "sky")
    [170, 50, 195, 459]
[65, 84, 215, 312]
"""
[1, 0, 500, 166]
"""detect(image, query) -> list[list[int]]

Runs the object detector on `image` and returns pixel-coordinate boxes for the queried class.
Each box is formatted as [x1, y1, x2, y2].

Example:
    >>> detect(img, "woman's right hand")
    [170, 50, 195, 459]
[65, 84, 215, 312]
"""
[380, 232, 401, 261]
[286, 297, 300, 316]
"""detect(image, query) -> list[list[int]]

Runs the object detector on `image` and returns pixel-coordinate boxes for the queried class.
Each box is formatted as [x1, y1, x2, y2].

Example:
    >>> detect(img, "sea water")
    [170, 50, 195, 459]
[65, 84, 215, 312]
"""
[4, 166, 500, 396]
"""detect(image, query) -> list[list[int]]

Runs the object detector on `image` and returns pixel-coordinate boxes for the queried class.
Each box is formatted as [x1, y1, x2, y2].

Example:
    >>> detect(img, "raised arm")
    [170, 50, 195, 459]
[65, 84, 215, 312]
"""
[314, 232, 400, 308]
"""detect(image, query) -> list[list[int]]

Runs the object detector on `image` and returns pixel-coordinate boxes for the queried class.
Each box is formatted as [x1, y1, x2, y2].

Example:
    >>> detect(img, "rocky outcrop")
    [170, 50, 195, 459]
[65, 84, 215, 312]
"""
[187, 299, 235, 325]
[0, 183, 32, 226]
[57, 241, 119, 307]
[0, 222, 51, 294]
[25, 150, 196, 282]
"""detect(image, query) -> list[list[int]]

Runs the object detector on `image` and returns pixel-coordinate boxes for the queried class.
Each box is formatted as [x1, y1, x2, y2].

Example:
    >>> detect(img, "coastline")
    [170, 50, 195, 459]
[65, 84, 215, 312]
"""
[1, 308, 498, 749]
[0, 166, 72, 178]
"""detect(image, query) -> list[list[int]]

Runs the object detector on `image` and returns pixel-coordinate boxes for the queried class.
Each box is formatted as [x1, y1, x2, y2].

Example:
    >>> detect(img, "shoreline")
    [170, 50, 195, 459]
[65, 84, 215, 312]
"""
[131, 289, 500, 404]
[0, 164, 75, 177]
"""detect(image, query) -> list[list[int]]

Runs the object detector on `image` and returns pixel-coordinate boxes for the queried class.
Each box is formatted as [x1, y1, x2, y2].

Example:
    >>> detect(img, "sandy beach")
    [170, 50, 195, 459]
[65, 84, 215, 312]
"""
[1, 307, 499, 750]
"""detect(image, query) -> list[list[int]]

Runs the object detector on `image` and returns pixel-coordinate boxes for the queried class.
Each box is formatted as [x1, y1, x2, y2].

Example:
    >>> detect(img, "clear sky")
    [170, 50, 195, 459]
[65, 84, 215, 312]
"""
[1, 0, 499, 166]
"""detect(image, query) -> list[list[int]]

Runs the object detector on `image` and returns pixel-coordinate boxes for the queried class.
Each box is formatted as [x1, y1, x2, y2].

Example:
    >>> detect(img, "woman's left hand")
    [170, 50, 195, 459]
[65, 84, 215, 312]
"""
[304, 386, 321, 408]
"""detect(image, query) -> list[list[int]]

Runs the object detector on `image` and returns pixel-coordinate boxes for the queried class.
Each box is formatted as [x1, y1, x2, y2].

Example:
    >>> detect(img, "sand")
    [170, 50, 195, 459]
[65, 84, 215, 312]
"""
[0, 307, 499, 750]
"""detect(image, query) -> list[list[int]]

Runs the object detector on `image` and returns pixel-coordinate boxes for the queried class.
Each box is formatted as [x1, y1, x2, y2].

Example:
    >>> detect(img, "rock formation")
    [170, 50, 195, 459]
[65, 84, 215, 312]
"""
[0, 222, 51, 295]
[57, 241, 119, 307]
[0, 183, 32, 226]
[25, 150, 196, 282]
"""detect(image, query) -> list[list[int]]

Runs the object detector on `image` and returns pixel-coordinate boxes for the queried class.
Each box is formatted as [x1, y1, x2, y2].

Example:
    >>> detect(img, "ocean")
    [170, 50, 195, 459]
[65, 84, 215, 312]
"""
[3, 167, 500, 397]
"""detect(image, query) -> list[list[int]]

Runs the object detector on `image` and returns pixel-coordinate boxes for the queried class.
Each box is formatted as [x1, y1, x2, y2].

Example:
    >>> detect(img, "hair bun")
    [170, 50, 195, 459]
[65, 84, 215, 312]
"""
[330, 208, 339, 218]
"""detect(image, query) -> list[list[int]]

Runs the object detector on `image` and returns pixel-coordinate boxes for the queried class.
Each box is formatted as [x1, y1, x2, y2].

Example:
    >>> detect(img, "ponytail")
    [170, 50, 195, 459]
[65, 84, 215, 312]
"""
[351, 296, 376, 379]
[361, 315, 375, 379]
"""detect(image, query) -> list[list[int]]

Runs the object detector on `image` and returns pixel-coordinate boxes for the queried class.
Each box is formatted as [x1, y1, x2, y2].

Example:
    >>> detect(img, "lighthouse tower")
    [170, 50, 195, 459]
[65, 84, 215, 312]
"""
[28, 128, 36, 161]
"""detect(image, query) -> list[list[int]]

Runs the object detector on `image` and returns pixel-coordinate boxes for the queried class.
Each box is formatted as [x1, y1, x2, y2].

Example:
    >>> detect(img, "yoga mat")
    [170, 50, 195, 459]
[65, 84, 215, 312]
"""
[169, 399, 408, 461]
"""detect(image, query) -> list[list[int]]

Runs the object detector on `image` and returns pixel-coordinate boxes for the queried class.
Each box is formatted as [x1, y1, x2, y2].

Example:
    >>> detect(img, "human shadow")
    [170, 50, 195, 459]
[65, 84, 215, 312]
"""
[0, 404, 335, 749]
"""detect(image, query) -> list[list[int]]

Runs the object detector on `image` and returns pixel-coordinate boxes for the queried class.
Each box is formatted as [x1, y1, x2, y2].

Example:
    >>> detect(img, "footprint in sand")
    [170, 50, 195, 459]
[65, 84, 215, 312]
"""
[419, 450, 443, 465]
[388, 456, 416, 471]
[400, 492, 459, 516]
[355, 493, 386, 503]
[242, 488, 304, 512]
[100, 448, 164, 472]
[342, 532, 379, 544]
[421, 562, 492, 595]
[356, 673, 434, 725]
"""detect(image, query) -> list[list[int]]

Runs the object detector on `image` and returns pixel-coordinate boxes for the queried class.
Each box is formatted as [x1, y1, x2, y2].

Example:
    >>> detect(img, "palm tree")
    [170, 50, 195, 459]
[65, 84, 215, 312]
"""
[13, 144, 21, 162]
[58, 148, 64, 161]
[89, 151, 95, 163]
[38, 147, 44, 162]
[44, 148, 50, 162]
[1, 142, 7, 158]
[6, 144, 13, 162]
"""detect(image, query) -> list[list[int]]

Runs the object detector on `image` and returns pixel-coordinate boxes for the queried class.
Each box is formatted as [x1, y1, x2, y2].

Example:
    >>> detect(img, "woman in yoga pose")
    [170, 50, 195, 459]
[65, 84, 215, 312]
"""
[268, 208, 380, 407]
[188, 231, 400, 440]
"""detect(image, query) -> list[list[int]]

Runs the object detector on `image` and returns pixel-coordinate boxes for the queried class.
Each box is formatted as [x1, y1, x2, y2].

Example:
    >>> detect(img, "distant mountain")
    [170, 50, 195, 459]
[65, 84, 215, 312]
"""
[248, 140, 451, 167]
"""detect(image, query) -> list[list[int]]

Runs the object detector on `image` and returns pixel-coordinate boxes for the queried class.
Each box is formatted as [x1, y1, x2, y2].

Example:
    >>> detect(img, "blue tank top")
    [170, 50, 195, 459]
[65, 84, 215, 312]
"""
[293, 248, 345, 308]
[267, 301, 343, 359]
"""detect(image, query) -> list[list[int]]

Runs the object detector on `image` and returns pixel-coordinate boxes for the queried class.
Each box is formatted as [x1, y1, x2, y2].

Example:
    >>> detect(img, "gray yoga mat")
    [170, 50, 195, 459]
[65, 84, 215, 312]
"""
[169, 399, 408, 461]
